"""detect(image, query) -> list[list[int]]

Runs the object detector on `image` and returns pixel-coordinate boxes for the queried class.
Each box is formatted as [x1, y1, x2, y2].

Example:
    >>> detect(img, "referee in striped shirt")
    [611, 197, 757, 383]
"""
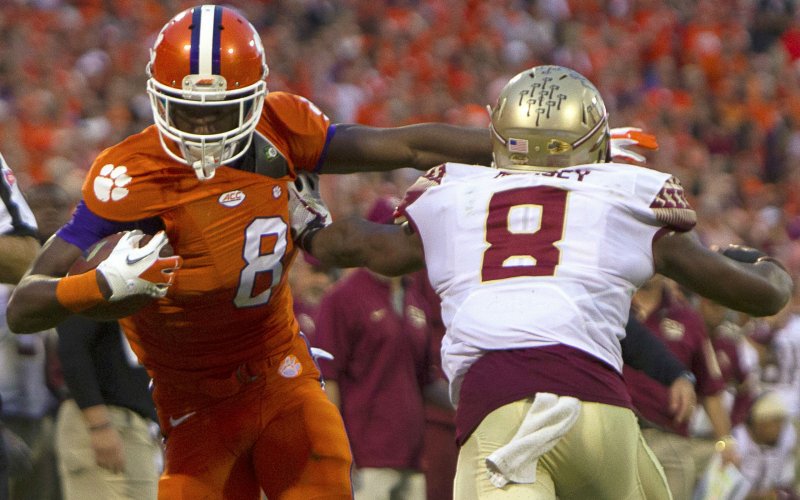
[0, 153, 41, 500]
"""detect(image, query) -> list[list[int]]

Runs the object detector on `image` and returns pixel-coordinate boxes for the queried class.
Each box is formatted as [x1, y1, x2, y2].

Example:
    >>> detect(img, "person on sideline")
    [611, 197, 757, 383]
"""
[732, 391, 797, 498]
[0, 154, 41, 500]
[624, 276, 738, 500]
[55, 316, 161, 500]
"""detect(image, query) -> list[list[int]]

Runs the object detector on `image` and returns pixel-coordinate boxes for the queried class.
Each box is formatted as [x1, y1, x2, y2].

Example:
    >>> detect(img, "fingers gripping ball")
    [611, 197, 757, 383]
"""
[69, 231, 176, 276]
[67, 231, 181, 319]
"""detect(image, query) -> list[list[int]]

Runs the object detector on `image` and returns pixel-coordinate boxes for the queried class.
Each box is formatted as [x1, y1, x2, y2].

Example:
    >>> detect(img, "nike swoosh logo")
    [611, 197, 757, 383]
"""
[126, 253, 149, 265]
[168, 411, 196, 428]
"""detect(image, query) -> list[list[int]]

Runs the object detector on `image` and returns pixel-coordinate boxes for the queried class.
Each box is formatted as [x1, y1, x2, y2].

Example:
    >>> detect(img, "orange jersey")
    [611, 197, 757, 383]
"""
[78, 92, 330, 407]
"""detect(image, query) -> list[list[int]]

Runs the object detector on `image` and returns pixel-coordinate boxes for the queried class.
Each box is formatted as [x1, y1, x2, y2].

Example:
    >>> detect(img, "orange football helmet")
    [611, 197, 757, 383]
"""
[146, 5, 268, 180]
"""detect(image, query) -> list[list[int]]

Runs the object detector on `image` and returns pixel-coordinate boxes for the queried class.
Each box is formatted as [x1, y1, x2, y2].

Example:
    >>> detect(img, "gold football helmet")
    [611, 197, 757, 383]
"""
[489, 65, 609, 171]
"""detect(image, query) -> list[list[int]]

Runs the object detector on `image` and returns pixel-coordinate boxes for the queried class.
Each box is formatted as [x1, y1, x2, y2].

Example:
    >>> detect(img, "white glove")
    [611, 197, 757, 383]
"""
[287, 173, 332, 248]
[96, 230, 182, 302]
[609, 127, 658, 163]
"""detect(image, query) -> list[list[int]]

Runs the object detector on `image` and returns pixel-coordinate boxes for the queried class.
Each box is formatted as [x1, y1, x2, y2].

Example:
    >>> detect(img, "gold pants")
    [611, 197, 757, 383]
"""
[454, 398, 672, 500]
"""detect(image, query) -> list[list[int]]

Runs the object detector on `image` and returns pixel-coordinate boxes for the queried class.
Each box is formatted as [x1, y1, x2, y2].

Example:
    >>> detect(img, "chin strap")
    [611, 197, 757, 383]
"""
[192, 156, 218, 181]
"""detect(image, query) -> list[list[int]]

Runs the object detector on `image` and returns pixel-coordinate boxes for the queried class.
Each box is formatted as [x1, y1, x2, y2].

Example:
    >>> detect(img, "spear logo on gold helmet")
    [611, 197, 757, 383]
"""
[489, 65, 609, 171]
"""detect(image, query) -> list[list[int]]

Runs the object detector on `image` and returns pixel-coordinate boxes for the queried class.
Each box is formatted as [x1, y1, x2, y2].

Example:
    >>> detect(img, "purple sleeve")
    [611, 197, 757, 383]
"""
[56, 201, 127, 251]
[56, 201, 163, 252]
[312, 124, 337, 173]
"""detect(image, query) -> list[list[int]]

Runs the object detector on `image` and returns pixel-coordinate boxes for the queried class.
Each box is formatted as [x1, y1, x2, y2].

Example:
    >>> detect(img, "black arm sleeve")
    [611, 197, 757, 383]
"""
[56, 315, 106, 410]
[621, 314, 689, 386]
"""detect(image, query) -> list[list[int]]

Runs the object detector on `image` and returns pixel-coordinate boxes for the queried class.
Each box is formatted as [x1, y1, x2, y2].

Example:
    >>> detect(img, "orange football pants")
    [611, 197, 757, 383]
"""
[156, 337, 353, 500]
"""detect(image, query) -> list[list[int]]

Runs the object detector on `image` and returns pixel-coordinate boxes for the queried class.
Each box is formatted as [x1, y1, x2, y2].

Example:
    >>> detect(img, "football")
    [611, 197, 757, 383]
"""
[68, 232, 125, 276]
[67, 232, 174, 320]
[68, 232, 173, 275]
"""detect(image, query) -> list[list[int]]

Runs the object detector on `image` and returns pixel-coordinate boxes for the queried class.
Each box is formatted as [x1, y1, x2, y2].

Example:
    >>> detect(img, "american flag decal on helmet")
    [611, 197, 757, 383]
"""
[508, 138, 529, 153]
[190, 5, 222, 75]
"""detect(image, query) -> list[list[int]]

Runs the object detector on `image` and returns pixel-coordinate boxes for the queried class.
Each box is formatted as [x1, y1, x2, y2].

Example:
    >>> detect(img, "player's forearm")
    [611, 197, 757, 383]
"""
[309, 217, 424, 276]
[0, 235, 40, 284]
[401, 124, 492, 169]
[325, 124, 492, 173]
[678, 259, 791, 317]
[6, 275, 74, 333]
[655, 233, 792, 317]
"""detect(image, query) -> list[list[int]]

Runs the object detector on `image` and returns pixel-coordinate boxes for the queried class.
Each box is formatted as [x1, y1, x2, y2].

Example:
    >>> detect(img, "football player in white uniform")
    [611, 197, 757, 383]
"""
[290, 66, 793, 499]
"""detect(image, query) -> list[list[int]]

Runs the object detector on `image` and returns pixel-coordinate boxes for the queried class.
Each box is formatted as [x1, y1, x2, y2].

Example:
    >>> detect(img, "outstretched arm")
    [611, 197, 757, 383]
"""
[654, 231, 792, 317]
[322, 124, 492, 173]
[307, 217, 425, 277]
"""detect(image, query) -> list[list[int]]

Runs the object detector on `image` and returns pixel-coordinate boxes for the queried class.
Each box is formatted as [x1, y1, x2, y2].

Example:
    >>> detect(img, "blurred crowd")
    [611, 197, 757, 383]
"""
[0, 0, 800, 268]
[2, 0, 800, 272]
[3, 0, 800, 499]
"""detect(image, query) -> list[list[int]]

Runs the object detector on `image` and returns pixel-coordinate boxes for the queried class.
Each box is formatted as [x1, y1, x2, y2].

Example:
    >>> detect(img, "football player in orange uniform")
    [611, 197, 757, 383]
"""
[6, 5, 492, 500]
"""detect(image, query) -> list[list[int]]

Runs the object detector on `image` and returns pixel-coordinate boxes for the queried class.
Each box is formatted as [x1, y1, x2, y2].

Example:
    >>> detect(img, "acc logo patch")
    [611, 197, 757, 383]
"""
[218, 190, 245, 207]
[93, 164, 131, 202]
[278, 355, 303, 378]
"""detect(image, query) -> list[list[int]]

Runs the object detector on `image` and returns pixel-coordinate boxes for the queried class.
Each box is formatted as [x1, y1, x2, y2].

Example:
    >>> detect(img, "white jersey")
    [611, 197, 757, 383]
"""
[0, 153, 37, 237]
[399, 162, 695, 402]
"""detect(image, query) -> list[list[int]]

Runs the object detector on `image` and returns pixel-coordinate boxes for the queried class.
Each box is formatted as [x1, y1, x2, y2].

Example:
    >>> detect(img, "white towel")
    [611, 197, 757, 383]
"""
[485, 392, 581, 488]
